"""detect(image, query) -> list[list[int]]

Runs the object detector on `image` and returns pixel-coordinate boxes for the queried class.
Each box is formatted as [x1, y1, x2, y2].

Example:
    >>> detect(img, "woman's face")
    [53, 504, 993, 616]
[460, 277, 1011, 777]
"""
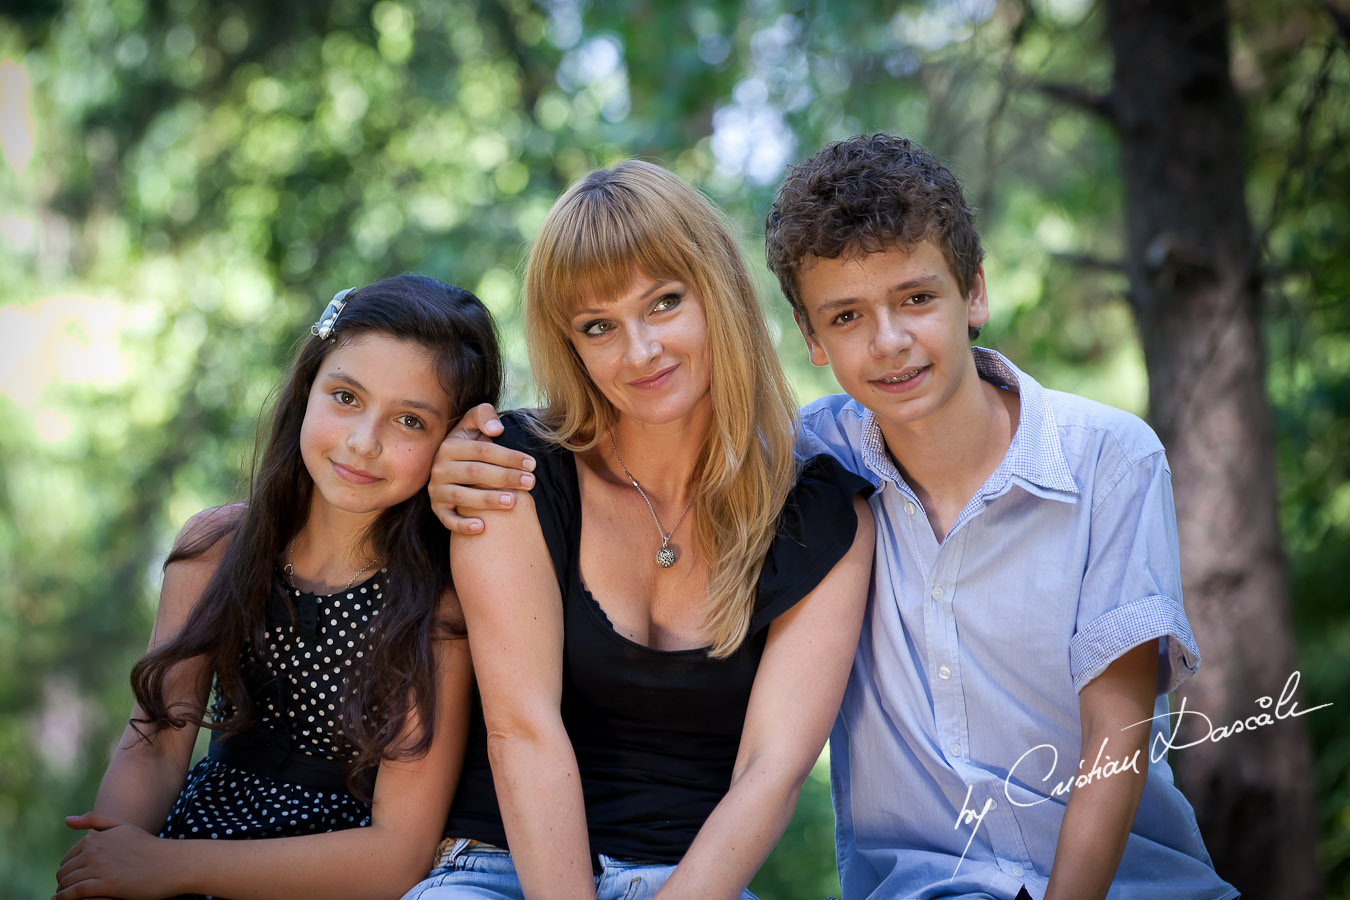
[568, 269, 713, 430]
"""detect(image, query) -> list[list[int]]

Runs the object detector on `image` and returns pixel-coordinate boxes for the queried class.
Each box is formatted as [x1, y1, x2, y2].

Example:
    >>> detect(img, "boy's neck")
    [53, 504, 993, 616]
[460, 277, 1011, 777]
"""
[878, 365, 1020, 542]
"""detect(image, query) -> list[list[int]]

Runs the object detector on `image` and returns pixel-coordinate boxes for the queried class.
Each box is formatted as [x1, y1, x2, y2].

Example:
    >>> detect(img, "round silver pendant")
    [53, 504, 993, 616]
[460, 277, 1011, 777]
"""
[656, 546, 677, 568]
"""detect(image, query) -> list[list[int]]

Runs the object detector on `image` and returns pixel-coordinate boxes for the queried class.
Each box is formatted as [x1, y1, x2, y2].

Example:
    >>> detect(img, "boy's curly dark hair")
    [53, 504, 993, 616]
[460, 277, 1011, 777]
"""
[765, 133, 985, 339]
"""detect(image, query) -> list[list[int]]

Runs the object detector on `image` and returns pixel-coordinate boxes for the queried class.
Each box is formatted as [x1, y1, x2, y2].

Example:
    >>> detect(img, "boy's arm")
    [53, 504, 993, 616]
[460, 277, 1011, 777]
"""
[1050, 435, 1197, 899]
[1043, 640, 1156, 900]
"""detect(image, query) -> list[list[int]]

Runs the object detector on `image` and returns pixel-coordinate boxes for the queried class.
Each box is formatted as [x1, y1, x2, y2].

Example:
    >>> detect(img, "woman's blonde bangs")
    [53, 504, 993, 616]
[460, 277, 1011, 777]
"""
[532, 166, 713, 318]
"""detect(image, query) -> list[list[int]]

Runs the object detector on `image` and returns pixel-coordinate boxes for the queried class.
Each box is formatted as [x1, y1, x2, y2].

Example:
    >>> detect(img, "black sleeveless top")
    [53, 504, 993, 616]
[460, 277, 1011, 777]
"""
[444, 414, 871, 861]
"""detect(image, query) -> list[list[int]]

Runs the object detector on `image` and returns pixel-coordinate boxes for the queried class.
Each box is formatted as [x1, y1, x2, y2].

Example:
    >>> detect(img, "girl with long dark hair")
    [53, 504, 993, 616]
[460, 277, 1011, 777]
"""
[55, 275, 502, 900]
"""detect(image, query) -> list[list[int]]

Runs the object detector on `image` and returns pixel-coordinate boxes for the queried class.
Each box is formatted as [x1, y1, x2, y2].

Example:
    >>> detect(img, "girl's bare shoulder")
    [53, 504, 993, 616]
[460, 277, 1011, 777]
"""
[170, 503, 246, 568]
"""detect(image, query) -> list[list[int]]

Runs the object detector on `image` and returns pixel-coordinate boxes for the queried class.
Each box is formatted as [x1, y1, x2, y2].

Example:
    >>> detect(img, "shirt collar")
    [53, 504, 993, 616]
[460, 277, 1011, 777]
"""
[856, 347, 1079, 499]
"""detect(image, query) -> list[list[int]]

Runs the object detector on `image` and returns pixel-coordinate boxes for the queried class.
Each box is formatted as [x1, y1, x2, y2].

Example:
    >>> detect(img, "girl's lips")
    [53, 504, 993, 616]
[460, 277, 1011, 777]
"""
[629, 364, 678, 389]
[331, 460, 380, 484]
[871, 365, 929, 393]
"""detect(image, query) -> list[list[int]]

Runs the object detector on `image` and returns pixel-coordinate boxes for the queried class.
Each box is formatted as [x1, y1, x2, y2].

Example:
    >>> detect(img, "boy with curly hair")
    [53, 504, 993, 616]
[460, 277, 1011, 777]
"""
[765, 133, 1234, 900]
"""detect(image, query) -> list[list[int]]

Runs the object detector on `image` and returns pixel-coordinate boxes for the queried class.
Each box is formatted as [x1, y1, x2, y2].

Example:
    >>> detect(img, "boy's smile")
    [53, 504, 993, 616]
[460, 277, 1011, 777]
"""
[795, 239, 989, 443]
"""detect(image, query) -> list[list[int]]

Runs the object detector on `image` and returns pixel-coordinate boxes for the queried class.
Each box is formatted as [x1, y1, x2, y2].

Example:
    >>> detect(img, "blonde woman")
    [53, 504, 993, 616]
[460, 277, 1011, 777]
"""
[403, 161, 874, 900]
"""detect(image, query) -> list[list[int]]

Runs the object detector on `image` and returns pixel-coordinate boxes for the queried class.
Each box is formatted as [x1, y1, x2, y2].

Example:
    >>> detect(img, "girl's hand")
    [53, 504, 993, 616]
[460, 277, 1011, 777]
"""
[56, 814, 179, 900]
[429, 402, 536, 534]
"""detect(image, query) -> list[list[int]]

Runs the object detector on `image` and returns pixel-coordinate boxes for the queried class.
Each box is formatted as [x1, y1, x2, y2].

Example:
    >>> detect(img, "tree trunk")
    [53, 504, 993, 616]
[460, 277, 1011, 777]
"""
[1104, 1, 1322, 897]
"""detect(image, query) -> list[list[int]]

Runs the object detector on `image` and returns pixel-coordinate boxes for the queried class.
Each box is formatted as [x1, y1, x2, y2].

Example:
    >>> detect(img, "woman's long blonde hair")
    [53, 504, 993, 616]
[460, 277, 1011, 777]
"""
[524, 160, 798, 658]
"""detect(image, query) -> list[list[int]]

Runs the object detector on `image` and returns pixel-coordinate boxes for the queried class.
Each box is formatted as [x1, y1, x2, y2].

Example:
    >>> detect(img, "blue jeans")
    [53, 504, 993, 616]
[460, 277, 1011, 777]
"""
[400, 838, 760, 900]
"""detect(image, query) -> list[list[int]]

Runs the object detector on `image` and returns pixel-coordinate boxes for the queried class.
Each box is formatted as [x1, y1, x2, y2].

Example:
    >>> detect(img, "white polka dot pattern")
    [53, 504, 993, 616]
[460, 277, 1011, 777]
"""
[159, 571, 386, 859]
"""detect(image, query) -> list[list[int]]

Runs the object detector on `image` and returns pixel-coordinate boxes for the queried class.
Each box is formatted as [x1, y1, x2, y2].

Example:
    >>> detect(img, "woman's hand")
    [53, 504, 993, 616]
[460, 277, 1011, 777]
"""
[429, 403, 537, 534]
[56, 815, 180, 900]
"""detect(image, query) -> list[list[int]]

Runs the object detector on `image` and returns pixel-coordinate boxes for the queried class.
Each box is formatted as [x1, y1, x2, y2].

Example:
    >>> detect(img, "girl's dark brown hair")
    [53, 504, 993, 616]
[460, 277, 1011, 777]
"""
[130, 274, 502, 796]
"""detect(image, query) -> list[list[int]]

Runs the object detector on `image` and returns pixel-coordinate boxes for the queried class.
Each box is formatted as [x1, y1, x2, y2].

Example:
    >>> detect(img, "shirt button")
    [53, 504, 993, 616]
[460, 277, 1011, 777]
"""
[1012, 866, 1025, 878]
[938, 665, 951, 680]
[951, 743, 962, 757]
[904, 501, 916, 515]
[987, 798, 997, 809]
[931, 585, 945, 600]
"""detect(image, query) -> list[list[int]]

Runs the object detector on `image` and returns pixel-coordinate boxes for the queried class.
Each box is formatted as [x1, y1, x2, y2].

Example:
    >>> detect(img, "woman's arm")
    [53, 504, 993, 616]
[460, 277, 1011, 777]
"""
[54, 608, 474, 900]
[450, 487, 595, 899]
[656, 497, 874, 900]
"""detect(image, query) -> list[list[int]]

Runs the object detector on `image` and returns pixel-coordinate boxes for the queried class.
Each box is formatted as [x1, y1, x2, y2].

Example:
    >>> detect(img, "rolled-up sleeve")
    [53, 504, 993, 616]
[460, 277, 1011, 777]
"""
[1070, 448, 1201, 694]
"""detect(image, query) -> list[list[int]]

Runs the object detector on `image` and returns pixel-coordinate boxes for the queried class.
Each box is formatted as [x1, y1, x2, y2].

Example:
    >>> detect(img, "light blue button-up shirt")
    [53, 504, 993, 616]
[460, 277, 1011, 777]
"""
[798, 349, 1236, 900]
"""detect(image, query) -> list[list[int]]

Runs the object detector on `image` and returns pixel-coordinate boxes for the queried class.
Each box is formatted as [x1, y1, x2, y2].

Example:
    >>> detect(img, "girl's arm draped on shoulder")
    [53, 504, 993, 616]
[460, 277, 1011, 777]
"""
[656, 496, 875, 900]
[450, 486, 595, 899]
[55, 594, 474, 900]
[428, 402, 537, 534]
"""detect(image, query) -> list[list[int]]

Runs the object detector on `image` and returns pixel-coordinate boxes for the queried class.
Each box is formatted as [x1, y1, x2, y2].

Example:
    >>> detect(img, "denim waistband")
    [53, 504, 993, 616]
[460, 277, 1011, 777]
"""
[433, 837, 668, 876]
[432, 837, 509, 868]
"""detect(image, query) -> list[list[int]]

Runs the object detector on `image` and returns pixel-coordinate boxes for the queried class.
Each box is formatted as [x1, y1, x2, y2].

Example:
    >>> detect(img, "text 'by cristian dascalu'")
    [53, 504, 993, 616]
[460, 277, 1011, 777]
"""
[950, 670, 1332, 878]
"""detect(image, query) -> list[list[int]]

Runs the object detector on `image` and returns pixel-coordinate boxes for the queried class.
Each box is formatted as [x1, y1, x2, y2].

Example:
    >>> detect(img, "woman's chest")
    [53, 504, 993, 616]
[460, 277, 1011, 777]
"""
[576, 492, 710, 651]
[559, 579, 762, 739]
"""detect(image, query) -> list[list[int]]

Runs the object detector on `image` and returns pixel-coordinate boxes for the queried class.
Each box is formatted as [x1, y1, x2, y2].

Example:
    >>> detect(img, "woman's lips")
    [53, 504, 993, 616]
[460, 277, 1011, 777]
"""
[630, 364, 678, 389]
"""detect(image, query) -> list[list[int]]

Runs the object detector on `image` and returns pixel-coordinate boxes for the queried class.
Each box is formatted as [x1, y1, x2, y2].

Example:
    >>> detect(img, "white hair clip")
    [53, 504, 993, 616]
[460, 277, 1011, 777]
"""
[311, 287, 356, 340]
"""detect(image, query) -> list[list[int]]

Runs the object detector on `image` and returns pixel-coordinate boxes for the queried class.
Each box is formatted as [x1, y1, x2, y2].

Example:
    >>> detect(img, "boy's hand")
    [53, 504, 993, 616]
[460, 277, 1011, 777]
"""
[56, 814, 175, 900]
[430, 402, 536, 534]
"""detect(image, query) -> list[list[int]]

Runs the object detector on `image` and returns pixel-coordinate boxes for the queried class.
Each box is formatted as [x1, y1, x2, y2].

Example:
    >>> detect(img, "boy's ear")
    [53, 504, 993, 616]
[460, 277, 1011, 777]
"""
[793, 310, 830, 367]
[967, 265, 990, 329]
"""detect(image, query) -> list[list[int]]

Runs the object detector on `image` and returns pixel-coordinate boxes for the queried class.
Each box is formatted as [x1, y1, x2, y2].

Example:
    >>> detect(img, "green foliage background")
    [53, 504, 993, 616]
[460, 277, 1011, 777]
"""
[1, 1, 1345, 897]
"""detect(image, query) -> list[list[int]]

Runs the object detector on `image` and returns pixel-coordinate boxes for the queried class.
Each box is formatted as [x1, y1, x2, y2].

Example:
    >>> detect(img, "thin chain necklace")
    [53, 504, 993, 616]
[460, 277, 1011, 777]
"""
[284, 540, 378, 593]
[608, 431, 694, 569]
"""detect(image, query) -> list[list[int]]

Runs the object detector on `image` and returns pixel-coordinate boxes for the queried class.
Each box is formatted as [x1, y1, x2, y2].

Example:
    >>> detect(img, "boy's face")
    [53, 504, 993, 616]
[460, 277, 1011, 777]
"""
[795, 239, 988, 435]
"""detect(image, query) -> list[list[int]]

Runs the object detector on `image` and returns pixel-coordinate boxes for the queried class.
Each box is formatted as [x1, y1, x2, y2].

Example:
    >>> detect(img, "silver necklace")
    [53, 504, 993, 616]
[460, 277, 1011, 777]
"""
[608, 431, 694, 569]
[284, 540, 378, 593]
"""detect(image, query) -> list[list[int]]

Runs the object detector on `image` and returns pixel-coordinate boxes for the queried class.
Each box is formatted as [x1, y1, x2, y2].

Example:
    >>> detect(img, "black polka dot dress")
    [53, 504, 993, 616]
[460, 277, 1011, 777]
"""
[159, 571, 387, 859]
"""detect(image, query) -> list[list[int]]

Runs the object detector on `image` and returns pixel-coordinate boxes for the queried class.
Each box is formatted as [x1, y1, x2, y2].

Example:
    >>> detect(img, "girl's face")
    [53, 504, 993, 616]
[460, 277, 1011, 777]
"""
[567, 269, 713, 430]
[300, 333, 452, 520]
